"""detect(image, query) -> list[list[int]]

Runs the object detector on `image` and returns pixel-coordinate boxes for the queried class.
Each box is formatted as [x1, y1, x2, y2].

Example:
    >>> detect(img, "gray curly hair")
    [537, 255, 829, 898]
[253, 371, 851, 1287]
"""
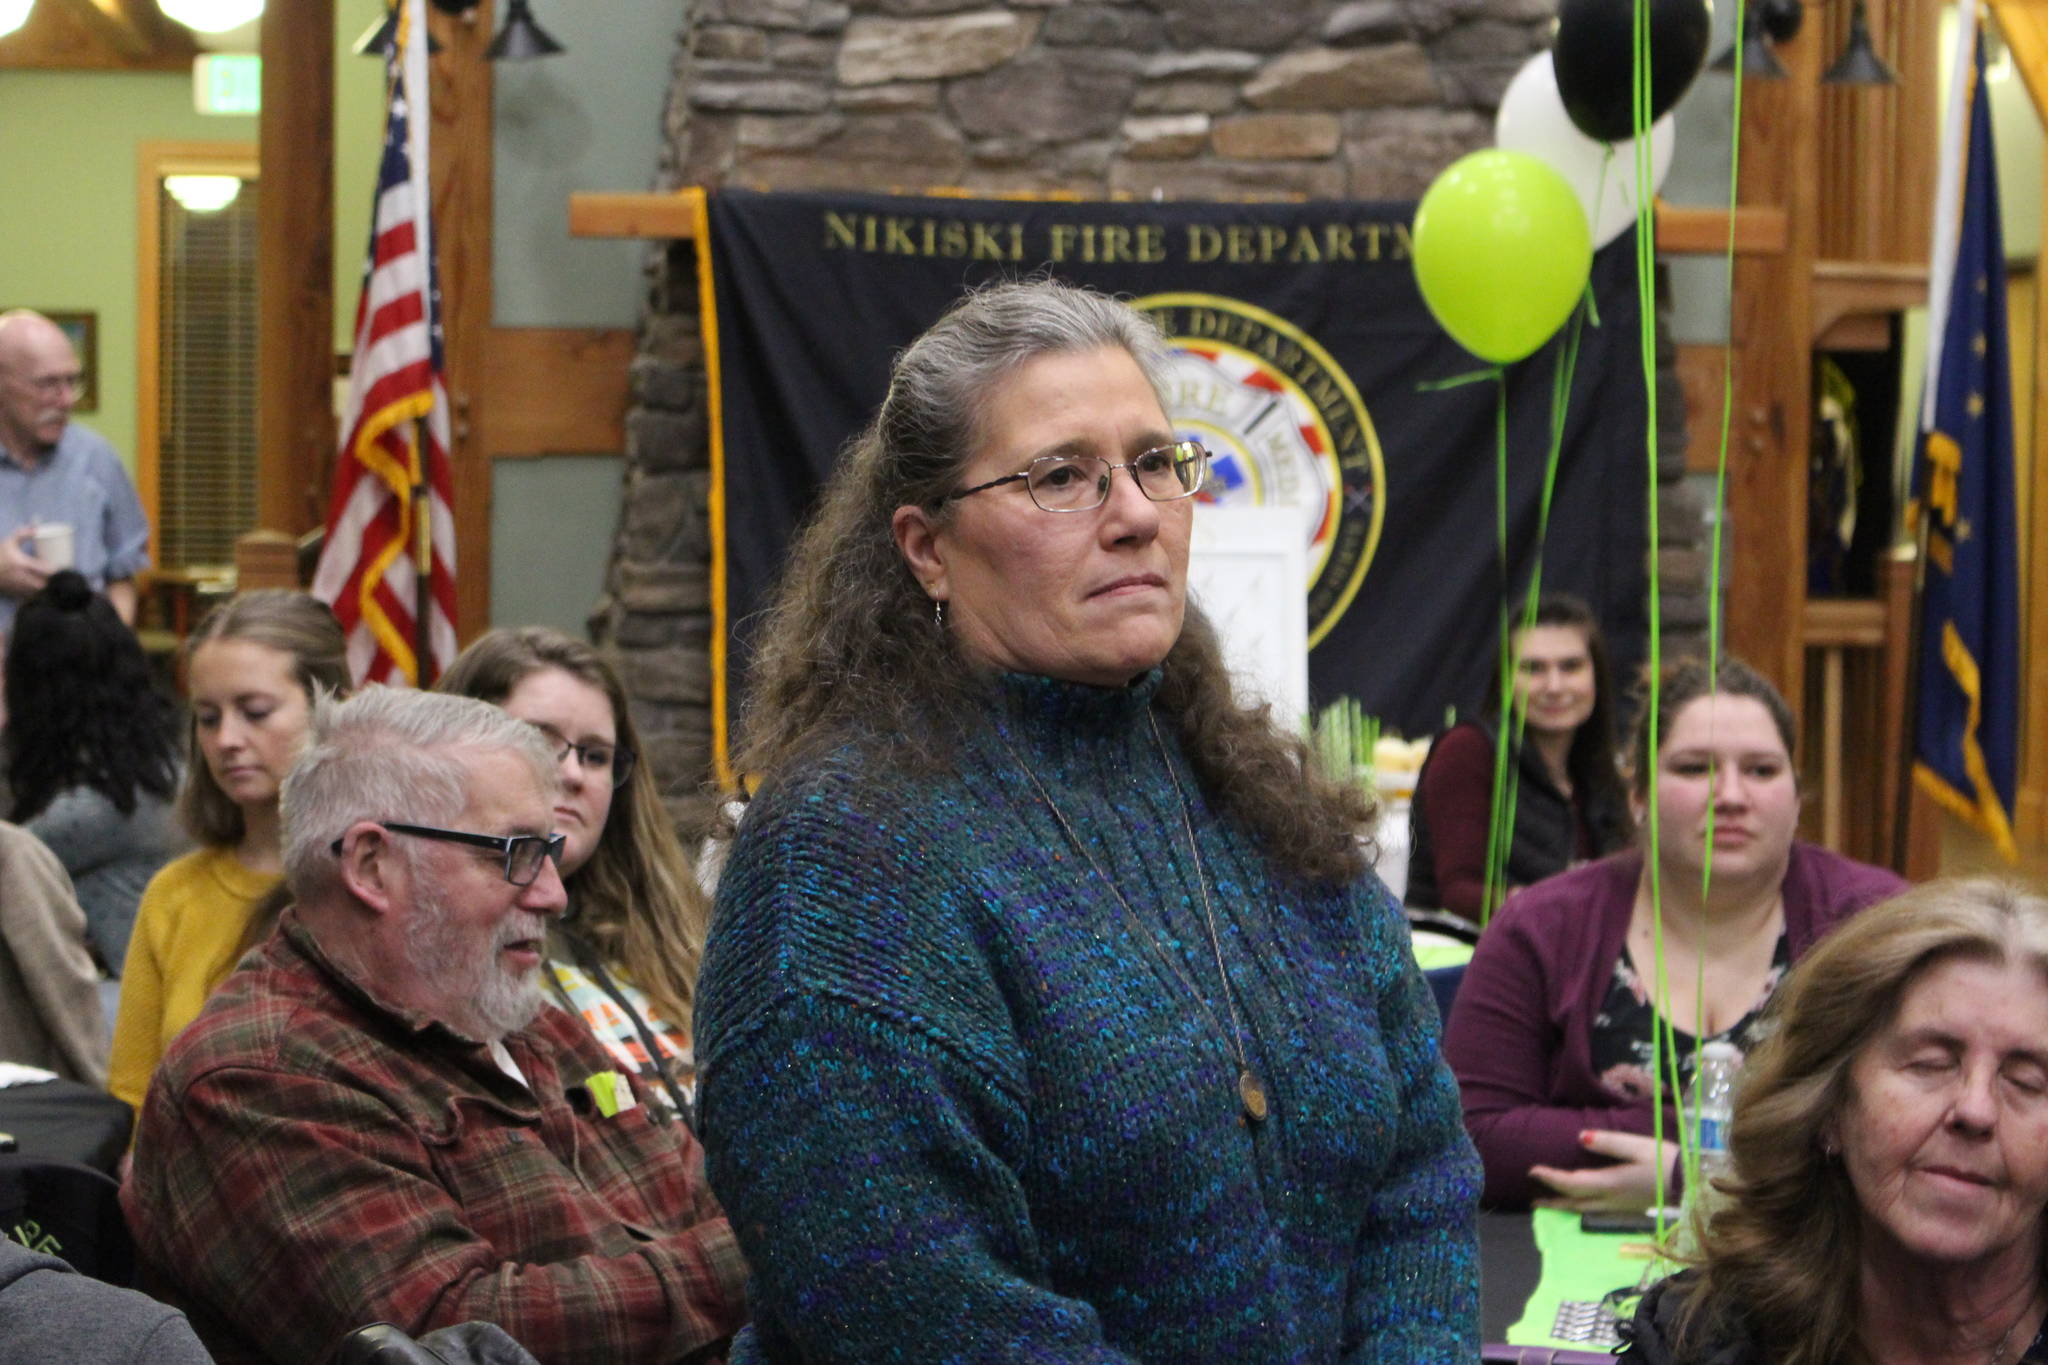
[736, 278, 1373, 886]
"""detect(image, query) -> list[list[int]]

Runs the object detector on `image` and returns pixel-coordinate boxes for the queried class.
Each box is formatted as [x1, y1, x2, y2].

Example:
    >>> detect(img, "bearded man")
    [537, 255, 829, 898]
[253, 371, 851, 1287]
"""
[122, 687, 746, 1365]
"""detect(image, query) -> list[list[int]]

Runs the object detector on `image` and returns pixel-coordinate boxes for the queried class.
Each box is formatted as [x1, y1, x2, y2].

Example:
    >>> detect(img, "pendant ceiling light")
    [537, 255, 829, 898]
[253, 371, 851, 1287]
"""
[1709, 0, 1802, 79]
[1820, 0, 1896, 85]
[0, 0, 33, 43]
[157, 0, 264, 34]
[486, 0, 563, 60]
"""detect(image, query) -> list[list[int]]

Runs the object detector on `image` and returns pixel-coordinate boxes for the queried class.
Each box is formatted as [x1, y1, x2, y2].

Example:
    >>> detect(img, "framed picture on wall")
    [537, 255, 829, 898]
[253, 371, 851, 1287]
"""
[48, 311, 98, 413]
[2, 309, 98, 413]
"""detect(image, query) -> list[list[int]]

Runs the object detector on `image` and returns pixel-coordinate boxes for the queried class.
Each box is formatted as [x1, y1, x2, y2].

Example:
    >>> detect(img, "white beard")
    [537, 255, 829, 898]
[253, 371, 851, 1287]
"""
[405, 887, 548, 1042]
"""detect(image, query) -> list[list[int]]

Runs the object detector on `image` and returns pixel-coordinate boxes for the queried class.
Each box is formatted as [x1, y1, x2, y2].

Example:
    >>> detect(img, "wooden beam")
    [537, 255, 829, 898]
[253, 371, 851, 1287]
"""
[431, 0, 496, 642]
[1801, 597, 1888, 648]
[567, 191, 1795, 254]
[0, 0, 196, 70]
[1675, 344, 1733, 476]
[1878, 546, 1917, 867]
[2027, 132, 2048, 846]
[573, 189, 1792, 257]
[1654, 203, 1789, 256]
[478, 328, 636, 456]
[570, 191, 701, 241]
[257, 0, 335, 539]
[1812, 314, 1894, 352]
[1811, 259, 1929, 343]
[1724, 20, 1822, 740]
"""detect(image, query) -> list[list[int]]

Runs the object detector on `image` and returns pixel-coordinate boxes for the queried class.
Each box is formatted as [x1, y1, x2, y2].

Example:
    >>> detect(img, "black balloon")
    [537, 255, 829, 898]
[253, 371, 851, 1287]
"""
[1552, 0, 1713, 143]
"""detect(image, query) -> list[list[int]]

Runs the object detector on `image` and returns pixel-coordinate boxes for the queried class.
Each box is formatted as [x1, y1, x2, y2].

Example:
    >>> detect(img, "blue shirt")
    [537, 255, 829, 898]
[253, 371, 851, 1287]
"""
[0, 423, 150, 631]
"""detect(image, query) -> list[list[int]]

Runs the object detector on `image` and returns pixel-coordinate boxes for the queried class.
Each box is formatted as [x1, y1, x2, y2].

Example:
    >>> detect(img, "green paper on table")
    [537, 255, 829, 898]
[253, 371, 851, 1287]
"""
[1411, 932, 1475, 972]
[1507, 1206, 1673, 1346]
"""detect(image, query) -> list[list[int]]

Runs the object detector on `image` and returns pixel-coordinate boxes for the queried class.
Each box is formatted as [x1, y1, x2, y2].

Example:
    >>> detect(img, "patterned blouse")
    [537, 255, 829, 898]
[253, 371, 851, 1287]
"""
[545, 957, 694, 1119]
[1588, 934, 1790, 1103]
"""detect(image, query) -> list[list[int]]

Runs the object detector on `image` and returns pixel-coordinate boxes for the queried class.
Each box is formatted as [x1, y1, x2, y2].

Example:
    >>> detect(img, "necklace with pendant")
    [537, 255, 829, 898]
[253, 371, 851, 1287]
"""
[1987, 1288, 2043, 1365]
[998, 709, 1268, 1126]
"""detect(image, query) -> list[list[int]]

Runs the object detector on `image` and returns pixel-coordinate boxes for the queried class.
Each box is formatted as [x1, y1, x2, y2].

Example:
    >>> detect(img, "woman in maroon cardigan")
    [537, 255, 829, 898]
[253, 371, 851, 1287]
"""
[1405, 594, 1632, 919]
[1443, 656, 1907, 1210]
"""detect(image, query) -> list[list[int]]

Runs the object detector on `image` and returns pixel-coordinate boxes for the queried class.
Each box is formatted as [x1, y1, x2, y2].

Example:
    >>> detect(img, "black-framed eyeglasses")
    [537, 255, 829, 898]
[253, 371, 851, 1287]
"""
[331, 822, 566, 886]
[946, 440, 1210, 513]
[532, 723, 636, 788]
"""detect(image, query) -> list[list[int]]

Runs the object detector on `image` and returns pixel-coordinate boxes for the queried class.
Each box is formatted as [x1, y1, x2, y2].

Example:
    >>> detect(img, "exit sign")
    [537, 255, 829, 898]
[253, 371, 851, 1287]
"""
[194, 54, 262, 116]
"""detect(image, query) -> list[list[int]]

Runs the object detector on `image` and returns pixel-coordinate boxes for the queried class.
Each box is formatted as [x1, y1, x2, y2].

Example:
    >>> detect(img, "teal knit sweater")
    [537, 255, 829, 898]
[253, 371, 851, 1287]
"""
[696, 671, 1481, 1362]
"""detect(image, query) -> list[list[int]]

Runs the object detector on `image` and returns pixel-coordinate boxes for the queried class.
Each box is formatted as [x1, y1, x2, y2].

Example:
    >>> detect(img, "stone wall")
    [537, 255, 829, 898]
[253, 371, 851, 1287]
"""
[590, 0, 1705, 827]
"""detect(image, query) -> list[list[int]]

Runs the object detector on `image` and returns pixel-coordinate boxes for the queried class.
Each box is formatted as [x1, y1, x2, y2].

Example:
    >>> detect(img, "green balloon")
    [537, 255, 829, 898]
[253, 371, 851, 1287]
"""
[1412, 149, 1593, 365]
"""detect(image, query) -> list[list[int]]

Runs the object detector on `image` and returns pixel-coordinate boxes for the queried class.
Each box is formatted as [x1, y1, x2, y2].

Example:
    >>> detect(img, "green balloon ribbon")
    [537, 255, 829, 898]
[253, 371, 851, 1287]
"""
[1416, 281, 1598, 926]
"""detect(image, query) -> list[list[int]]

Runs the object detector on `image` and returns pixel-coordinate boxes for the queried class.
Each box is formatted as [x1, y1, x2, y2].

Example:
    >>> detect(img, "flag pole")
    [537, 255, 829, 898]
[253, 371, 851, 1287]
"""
[413, 436, 432, 686]
[404, 0, 434, 686]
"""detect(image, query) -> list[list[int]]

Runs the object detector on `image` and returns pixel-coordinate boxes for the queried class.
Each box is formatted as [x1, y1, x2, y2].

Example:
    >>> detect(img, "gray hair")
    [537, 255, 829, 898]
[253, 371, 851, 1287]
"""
[733, 278, 1376, 883]
[876, 279, 1174, 516]
[280, 685, 558, 902]
[1679, 878, 2048, 1364]
[737, 279, 1174, 776]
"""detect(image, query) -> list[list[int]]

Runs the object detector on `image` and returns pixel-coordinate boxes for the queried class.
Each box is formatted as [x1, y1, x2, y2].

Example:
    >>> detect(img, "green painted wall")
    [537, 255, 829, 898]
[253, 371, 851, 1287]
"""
[0, 71, 254, 478]
[492, 4, 673, 331]
[491, 454, 624, 634]
[335, 0, 389, 353]
[484, 2, 678, 636]
[0, 5, 400, 475]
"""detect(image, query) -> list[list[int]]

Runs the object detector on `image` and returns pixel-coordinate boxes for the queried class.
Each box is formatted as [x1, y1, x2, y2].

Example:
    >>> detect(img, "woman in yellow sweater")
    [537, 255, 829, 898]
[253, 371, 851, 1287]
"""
[107, 591, 348, 1114]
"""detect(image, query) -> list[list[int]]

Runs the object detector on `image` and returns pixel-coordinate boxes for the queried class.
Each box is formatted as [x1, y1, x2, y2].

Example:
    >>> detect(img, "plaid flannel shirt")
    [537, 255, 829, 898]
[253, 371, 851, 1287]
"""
[121, 912, 747, 1365]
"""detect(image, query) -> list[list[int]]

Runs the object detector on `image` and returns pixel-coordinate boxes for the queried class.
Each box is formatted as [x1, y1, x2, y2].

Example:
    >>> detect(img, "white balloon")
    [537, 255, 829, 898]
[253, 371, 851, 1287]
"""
[1494, 51, 1677, 250]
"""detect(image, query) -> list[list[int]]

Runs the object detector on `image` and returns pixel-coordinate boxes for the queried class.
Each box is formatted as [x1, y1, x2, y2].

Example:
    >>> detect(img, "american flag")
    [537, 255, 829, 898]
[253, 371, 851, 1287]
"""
[312, 0, 456, 686]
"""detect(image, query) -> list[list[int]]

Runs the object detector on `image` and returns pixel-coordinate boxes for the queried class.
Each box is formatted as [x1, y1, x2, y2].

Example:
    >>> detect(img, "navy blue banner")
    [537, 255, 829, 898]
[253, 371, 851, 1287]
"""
[701, 188, 1650, 777]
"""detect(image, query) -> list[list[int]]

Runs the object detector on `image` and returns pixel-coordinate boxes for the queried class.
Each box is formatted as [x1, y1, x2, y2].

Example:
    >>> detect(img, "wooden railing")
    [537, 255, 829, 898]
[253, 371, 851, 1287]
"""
[1798, 548, 1919, 871]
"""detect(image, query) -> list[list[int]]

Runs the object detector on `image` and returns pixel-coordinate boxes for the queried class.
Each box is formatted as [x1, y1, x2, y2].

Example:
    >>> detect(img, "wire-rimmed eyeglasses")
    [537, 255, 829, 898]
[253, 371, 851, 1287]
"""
[946, 440, 1210, 513]
[532, 722, 637, 789]
[17, 373, 83, 400]
[330, 822, 566, 886]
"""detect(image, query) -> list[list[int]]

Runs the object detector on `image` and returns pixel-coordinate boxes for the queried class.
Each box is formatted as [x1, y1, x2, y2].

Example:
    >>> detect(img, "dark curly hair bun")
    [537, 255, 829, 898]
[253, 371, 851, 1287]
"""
[45, 569, 94, 611]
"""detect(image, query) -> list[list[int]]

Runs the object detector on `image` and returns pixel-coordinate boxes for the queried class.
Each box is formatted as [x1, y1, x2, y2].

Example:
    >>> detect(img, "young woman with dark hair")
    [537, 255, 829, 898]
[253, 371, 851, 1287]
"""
[1405, 593, 1633, 918]
[4, 570, 186, 972]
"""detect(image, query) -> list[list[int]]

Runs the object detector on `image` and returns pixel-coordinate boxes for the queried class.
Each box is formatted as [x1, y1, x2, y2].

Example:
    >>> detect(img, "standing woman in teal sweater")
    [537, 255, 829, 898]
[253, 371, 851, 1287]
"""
[696, 280, 1481, 1363]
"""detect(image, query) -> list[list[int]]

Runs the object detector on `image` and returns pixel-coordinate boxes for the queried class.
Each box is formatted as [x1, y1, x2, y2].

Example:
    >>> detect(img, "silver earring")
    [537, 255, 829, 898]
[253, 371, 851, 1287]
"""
[933, 599, 947, 629]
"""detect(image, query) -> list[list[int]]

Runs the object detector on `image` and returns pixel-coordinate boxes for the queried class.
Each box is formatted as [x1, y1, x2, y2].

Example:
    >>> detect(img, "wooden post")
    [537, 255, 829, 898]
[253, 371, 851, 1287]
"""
[1877, 545, 1917, 868]
[257, 0, 335, 538]
[2023, 136, 2048, 848]
[429, 0, 494, 642]
[1724, 25, 1823, 722]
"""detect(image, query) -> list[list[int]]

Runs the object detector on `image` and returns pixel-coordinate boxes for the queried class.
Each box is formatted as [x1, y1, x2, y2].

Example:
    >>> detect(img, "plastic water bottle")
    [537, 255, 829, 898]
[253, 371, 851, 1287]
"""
[1678, 1040, 1742, 1249]
[1690, 1040, 1740, 1181]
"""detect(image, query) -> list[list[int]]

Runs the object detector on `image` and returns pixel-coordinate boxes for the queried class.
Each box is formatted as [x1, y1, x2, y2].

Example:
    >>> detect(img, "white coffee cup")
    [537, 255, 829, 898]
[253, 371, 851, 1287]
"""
[31, 522, 74, 570]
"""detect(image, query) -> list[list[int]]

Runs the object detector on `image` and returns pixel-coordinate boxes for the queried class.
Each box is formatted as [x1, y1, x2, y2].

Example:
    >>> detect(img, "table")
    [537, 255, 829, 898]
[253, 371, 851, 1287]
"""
[0, 1077, 132, 1174]
[1481, 1208, 1673, 1350]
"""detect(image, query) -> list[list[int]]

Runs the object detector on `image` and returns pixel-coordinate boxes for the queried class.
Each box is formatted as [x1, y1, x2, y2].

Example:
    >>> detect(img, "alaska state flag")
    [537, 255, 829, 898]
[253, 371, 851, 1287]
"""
[1911, 32, 2020, 861]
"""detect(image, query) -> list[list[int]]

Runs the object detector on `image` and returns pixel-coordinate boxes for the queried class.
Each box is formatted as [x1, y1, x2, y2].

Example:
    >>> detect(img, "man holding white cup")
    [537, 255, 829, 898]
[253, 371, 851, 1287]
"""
[0, 310, 149, 631]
